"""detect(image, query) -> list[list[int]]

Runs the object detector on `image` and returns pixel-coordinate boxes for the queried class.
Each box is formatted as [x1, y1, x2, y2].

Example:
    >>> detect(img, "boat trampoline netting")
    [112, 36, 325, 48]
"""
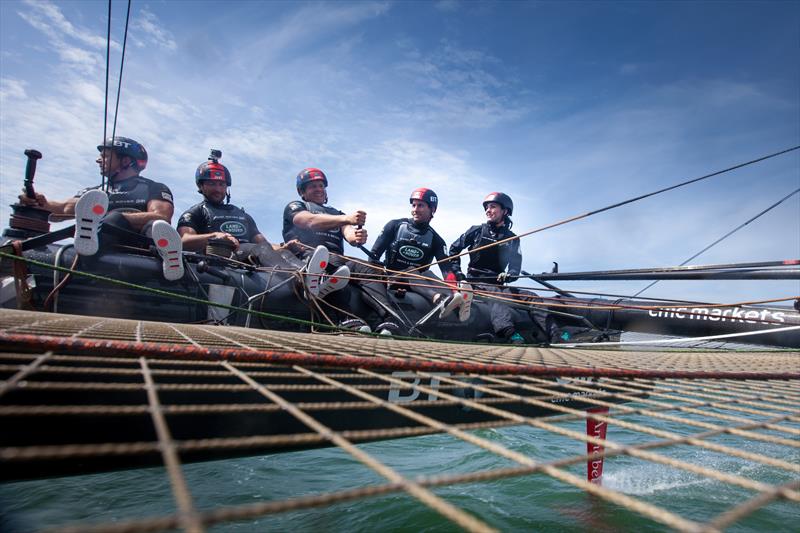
[0, 309, 798, 533]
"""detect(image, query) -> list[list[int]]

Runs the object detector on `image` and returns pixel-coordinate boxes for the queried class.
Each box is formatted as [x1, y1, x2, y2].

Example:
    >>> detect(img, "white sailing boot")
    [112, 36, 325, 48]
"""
[458, 282, 472, 322]
[151, 220, 184, 281]
[317, 265, 349, 298]
[303, 245, 329, 297]
[438, 292, 464, 319]
[73, 190, 108, 256]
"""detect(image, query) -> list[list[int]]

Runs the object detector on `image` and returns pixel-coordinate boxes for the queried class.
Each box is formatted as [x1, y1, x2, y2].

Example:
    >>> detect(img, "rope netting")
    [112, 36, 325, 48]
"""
[1, 309, 798, 533]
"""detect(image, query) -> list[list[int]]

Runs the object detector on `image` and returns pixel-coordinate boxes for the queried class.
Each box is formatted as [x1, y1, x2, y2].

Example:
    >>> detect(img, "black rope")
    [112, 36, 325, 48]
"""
[101, 0, 112, 192]
[633, 187, 800, 297]
[111, 0, 132, 142]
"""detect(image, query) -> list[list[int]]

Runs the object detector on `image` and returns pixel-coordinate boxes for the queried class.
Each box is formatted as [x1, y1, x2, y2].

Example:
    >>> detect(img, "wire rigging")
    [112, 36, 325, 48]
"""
[632, 187, 800, 298]
[111, 0, 132, 142]
[101, 0, 112, 192]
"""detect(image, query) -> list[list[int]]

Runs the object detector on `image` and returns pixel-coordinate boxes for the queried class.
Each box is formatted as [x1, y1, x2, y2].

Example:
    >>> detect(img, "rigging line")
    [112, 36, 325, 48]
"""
[632, 187, 800, 298]
[110, 0, 132, 141]
[101, 0, 112, 192]
[406, 145, 800, 274]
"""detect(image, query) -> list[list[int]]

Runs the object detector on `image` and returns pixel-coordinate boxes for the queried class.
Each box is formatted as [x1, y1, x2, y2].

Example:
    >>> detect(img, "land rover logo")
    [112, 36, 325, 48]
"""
[399, 245, 423, 261]
[220, 221, 246, 236]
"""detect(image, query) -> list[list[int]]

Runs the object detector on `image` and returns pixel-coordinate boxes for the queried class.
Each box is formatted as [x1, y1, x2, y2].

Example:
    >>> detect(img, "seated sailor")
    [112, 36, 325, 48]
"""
[178, 151, 345, 297]
[369, 188, 471, 325]
[448, 192, 525, 344]
[282, 167, 372, 331]
[18, 136, 183, 281]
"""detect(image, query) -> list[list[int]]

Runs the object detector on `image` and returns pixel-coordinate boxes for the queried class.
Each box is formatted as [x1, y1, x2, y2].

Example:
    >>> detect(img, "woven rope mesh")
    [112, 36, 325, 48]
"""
[1, 309, 797, 533]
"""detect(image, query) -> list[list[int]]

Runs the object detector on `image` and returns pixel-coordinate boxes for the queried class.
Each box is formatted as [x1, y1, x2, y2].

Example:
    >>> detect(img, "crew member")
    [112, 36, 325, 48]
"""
[18, 136, 183, 281]
[178, 151, 301, 265]
[448, 192, 524, 344]
[283, 168, 370, 330]
[370, 188, 470, 323]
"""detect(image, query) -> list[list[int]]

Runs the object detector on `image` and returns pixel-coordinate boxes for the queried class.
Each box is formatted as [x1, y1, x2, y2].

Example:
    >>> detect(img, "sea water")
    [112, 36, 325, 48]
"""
[2, 408, 798, 532]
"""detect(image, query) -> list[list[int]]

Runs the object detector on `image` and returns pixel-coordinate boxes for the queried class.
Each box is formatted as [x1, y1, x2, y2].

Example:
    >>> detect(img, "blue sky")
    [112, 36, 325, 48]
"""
[1, 0, 798, 304]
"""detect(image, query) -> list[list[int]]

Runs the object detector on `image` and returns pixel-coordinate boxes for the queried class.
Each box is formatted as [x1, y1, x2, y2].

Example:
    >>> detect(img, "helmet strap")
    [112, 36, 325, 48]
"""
[226, 189, 231, 204]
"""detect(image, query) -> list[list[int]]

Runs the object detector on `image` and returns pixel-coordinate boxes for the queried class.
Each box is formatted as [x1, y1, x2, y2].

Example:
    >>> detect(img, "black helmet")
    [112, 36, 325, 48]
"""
[482, 192, 513, 216]
[409, 187, 438, 213]
[97, 136, 148, 171]
[195, 161, 231, 187]
[296, 168, 328, 195]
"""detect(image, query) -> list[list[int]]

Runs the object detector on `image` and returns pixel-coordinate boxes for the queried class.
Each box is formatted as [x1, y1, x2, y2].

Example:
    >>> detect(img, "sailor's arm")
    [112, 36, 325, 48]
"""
[343, 223, 368, 246]
[178, 226, 239, 251]
[369, 220, 398, 263]
[121, 199, 174, 232]
[507, 240, 523, 278]
[18, 191, 77, 216]
[292, 209, 365, 231]
[447, 226, 479, 279]
[433, 235, 454, 278]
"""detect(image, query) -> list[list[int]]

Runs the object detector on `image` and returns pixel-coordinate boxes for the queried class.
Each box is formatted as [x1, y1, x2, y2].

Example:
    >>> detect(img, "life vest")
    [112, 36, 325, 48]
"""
[386, 220, 436, 271]
[467, 223, 515, 276]
[86, 176, 173, 213]
[198, 202, 258, 243]
[283, 201, 344, 255]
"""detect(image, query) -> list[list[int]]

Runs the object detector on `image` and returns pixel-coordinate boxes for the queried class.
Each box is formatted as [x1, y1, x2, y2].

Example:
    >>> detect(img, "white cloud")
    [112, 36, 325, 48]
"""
[392, 39, 529, 128]
[19, 0, 118, 50]
[131, 7, 177, 51]
[0, 78, 27, 100]
[233, 1, 391, 71]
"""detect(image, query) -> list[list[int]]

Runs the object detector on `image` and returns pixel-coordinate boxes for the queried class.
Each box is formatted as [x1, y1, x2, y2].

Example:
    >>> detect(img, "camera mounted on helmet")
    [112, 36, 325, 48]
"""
[196, 149, 232, 203]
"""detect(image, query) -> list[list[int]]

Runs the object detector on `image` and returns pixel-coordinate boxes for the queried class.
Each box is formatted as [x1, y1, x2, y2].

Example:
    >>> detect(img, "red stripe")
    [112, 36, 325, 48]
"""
[0, 332, 797, 380]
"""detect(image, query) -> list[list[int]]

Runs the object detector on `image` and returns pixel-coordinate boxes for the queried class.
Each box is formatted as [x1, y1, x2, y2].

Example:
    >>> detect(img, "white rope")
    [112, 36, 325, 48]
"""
[561, 325, 800, 347]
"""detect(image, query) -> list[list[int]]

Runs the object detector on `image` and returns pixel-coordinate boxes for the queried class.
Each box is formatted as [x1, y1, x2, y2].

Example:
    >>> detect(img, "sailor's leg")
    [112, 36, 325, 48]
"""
[303, 246, 329, 296]
[479, 284, 517, 339]
[73, 190, 108, 256]
[99, 211, 152, 249]
[345, 260, 396, 324]
[151, 221, 184, 281]
[318, 265, 349, 297]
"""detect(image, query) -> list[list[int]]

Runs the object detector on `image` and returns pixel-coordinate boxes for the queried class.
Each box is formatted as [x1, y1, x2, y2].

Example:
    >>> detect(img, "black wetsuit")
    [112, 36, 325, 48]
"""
[449, 222, 522, 337]
[370, 218, 452, 303]
[76, 175, 174, 246]
[178, 201, 261, 244]
[282, 200, 345, 258]
[282, 199, 357, 319]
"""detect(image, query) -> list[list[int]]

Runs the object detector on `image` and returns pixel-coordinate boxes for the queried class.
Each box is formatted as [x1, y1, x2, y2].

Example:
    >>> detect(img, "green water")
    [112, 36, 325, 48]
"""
[2, 413, 798, 532]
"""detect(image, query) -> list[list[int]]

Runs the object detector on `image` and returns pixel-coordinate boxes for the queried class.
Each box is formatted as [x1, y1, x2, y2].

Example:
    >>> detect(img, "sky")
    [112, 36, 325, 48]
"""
[1, 0, 798, 304]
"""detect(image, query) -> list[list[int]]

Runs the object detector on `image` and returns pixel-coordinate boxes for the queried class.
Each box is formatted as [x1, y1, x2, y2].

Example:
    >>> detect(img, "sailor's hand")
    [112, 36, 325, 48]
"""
[18, 190, 49, 209]
[283, 239, 303, 254]
[211, 232, 239, 250]
[347, 210, 367, 226]
[353, 227, 368, 245]
[496, 272, 509, 284]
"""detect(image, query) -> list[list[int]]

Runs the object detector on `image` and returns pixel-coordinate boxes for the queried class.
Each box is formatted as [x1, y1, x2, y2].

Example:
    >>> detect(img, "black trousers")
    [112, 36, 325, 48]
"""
[98, 211, 155, 249]
[471, 282, 516, 337]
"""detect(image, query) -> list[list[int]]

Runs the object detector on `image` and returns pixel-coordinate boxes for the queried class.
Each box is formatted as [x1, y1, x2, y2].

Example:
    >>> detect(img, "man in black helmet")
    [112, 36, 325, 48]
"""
[283, 167, 372, 331]
[448, 192, 524, 344]
[18, 136, 183, 281]
[178, 152, 304, 267]
[368, 188, 471, 325]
